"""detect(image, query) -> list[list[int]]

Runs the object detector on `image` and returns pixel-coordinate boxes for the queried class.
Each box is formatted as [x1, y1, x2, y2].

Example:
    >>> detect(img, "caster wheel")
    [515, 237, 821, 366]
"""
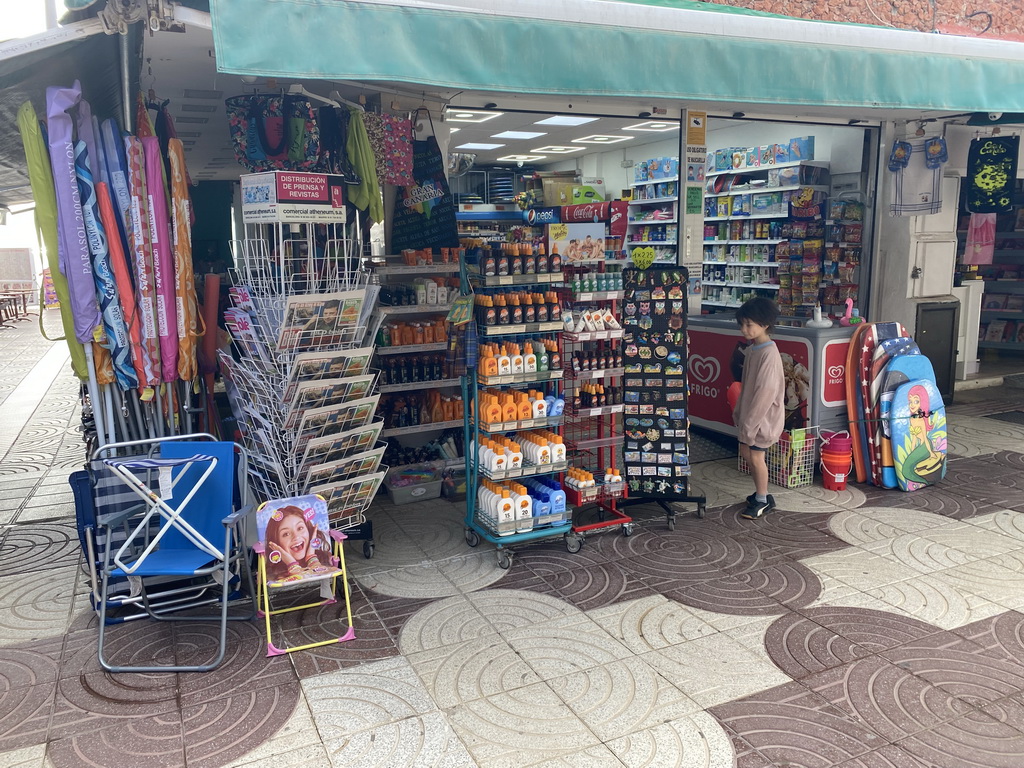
[565, 534, 583, 554]
[465, 529, 480, 548]
[622, 523, 635, 537]
[696, 504, 706, 520]
[496, 551, 512, 570]
[666, 515, 676, 532]
[363, 541, 375, 559]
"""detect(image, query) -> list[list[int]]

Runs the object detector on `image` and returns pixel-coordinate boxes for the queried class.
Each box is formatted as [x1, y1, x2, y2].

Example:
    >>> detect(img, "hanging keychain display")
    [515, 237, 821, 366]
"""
[621, 266, 693, 498]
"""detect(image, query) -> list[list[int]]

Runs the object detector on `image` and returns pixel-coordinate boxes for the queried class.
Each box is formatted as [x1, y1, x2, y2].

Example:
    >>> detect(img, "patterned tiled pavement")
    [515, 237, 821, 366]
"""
[6, 316, 1024, 766]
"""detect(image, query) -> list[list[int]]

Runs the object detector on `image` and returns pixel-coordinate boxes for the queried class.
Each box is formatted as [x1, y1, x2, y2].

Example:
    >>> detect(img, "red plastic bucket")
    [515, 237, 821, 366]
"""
[821, 430, 853, 453]
[821, 448, 853, 491]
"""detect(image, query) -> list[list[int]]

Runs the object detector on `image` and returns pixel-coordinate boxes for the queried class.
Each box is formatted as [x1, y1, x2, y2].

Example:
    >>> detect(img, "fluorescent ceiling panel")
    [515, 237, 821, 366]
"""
[456, 143, 506, 150]
[534, 115, 599, 127]
[492, 131, 547, 140]
[572, 134, 634, 144]
[532, 145, 584, 154]
[623, 120, 679, 132]
[445, 109, 504, 123]
[496, 154, 546, 162]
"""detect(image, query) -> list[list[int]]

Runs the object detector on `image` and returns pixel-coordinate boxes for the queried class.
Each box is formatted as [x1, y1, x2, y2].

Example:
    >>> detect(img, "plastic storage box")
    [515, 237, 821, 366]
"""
[384, 464, 443, 505]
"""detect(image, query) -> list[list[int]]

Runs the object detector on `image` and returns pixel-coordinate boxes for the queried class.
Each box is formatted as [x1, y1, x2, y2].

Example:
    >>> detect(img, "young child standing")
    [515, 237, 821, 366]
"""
[732, 297, 786, 520]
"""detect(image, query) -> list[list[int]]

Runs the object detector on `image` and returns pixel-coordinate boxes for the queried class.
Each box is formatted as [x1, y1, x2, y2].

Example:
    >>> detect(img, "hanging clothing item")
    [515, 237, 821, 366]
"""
[363, 112, 414, 186]
[889, 136, 946, 217]
[391, 134, 460, 252]
[345, 108, 384, 223]
[963, 213, 997, 265]
[317, 106, 361, 182]
[966, 135, 1020, 214]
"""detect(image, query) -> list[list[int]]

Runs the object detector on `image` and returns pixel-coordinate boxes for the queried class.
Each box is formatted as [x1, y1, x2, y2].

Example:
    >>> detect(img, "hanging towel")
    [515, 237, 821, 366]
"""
[966, 135, 1019, 214]
[963, 213, 997, 265]
[345, 109, 384, 223]
[890, 136, 946, 217]
[363, 112, 414, 187]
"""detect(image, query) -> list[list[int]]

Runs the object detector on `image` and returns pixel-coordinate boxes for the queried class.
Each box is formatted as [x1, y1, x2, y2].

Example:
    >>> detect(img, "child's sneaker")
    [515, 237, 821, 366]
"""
[746, 493, 776, 510]
[742, 498, 773, 520]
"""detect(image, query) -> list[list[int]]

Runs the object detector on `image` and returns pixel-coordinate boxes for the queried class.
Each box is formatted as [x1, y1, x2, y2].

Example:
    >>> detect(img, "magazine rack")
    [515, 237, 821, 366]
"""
[222, 218, 385, 553]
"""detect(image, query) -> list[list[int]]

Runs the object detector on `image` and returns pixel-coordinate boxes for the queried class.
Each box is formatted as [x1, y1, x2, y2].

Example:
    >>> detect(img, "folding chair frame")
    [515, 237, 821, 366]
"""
[93, 434, 259, 673]
[253, 499, 356, 657]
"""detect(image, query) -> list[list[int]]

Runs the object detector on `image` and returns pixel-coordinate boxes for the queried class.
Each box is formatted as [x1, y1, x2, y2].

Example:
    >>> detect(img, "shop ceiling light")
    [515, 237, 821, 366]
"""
[176, 117, 209, 124]
[456, 143, 506, 150]
[572, 134, 634, 144]
[183, 89, 224, 100]
[181, 104, 218, 113]
[445, 109, 504, 123]
[532, 145, 584, 154]
[491, 131, 547, 140]
[534, 115, 599, 127]
[449, 128, 460, 133]
[623, 121, 678, 132]
[496, 154, 546, 162]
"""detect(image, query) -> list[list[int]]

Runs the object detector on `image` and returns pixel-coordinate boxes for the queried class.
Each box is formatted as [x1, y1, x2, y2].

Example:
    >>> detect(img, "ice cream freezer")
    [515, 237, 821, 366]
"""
[687, 317, 855, 437]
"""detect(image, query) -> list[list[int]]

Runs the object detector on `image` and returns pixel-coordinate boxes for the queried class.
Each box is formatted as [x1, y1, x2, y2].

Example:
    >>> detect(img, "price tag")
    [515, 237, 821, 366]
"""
[158, 467, 173, 500]
[579, 293, 593, 302]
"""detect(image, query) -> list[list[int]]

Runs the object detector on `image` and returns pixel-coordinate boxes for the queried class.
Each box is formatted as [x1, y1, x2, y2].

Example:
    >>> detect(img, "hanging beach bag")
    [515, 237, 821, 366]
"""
[225, 94, 322, 172]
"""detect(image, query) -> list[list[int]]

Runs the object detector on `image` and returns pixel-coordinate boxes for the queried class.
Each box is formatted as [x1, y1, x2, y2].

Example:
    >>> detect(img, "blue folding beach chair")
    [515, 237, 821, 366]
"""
[93, 436, 257, 672]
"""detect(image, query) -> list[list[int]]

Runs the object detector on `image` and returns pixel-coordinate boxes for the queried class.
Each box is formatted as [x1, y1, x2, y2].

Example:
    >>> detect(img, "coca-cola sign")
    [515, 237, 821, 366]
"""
[561, 202, 610, 222]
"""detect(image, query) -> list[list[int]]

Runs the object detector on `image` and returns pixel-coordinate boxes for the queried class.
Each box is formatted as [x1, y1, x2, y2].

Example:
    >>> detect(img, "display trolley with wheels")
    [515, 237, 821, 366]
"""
[459, 253, 576, 569]
[558, 259, 633, 549]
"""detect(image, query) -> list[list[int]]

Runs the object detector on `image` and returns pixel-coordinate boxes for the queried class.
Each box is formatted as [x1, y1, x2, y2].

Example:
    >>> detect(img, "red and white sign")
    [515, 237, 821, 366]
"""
[820, 338, 850, 407]
[687, 326, 812, 435]
[241, 171, 347, 223]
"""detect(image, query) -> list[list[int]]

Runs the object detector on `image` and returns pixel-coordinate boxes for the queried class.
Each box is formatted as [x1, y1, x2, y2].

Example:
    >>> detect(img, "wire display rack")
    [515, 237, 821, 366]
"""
[738, 427, 819, 489]
[459, 257, 574, 570]
[220, 214, 385, 557]
[559, 263, 633, 548]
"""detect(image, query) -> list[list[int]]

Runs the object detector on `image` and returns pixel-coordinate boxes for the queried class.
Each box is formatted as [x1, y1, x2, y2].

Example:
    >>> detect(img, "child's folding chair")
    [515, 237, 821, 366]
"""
[254, 494, 356, 656]
[95, 438, 258, 672]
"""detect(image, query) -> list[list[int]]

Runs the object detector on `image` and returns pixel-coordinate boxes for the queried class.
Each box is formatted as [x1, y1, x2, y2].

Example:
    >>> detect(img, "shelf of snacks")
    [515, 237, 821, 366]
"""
[702, 141, 834, 317]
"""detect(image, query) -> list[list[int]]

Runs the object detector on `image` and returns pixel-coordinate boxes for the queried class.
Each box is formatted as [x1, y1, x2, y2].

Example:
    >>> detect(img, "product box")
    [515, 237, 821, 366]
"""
[731, 149, 747, 170]
[571, 185, 605, 204]
[759, 145, 775, 166]
[383, 463, 442, 505]
[715, 149, 731, 171]
[777, 166, 801, 186]
[774, 143, 791, 164]
[789, 136, 815, 161]
[745, 147, 760, 169]
[542, 180, 577, 207]
[241, 171, 347, 223]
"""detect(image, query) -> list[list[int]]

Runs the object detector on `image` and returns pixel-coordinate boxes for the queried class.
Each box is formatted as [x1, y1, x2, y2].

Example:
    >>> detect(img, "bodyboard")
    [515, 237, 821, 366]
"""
[868, 334, 916, 486]
[891, 378, 947, 491]
[845, 323, 871, 483]
[880, 354, 935, 488]
[858, 322, 904, 485]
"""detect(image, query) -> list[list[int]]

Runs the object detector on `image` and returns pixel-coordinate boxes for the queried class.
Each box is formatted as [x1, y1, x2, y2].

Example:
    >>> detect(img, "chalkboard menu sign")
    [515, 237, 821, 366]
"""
[621, 267, 692, 498]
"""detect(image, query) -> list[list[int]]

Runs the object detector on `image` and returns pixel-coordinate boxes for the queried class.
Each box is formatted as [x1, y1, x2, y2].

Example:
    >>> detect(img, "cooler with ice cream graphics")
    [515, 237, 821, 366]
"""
[687, 317, 854, 437]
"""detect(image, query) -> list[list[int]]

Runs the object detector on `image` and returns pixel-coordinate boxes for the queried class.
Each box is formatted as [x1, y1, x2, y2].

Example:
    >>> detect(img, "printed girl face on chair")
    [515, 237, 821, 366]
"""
[258, 497, 332, 580]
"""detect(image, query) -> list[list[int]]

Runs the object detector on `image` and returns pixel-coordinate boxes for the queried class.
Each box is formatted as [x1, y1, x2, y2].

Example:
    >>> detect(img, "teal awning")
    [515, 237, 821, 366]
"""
[210, 0, 1024, 113]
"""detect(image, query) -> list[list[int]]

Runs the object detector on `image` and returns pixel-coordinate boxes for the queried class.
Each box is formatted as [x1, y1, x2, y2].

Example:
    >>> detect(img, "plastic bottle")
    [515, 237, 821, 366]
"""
[550, 394, 565, 416]
[511, 245, 523, 276]
[524, 294, 535, 324]
[548, 292, 561, 321]
[510, 344, 525, 374]
[535, 340, 549, 372]
[507, 441, 523, 469]
[497, 489, 516, 534]
[497, 345, 512, 376]
[415, 281, 427, 305]
[550, 243, 561, 272]
[512, 483, 533, 532]
[535, 293, 549, 322]
[524, 344, 538, 373]
[483, 250, 496, 277]
[551, 435, 566, 463]
[511, 294, 523, 324]
[548, 480, 567, 518]
[531, 242, 544, 273]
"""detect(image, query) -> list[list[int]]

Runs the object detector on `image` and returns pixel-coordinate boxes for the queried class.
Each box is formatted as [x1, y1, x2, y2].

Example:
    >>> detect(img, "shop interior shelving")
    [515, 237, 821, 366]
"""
[366, 255, 465, 461]
[626, 174, 679, 265]
[701, 158, 831, 317]
[962, 230, 1024, 350]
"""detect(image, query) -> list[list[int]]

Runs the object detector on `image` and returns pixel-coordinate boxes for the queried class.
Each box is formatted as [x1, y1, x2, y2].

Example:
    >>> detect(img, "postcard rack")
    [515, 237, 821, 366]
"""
[222, 219, 385, 552]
